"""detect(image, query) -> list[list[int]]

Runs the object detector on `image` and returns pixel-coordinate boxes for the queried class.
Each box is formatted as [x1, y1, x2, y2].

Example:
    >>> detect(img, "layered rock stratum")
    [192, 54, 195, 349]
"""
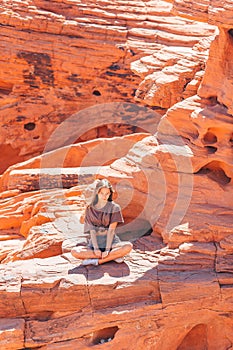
[0, 1, 233, 349]
[0, 0, 215, 172]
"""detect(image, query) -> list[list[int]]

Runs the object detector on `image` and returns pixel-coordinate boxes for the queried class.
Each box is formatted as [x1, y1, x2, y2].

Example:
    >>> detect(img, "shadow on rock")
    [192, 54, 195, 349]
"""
[68, 261, 130, 280]
[133, 235, 165, 252]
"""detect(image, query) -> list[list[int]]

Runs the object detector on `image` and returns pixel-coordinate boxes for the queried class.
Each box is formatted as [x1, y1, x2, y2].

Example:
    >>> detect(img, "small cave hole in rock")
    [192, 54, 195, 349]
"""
[228, 28, 233, 38]
[131, 88, 137, 97]
[16, 115, 26, 122]
[195, 161, 231, 185]
[92, 90, 101, 96]
[209, 96, 218, 105]
[230, 133, 233, 147]
[36, 311, 54, 321]
[202, 131, 217, 144]
[108, 63, 120, 71]
[24, 122, 36, 131]
[205, 146, 217, 154]
[92, 326, 119, 345]
[177, 324, 208, 350]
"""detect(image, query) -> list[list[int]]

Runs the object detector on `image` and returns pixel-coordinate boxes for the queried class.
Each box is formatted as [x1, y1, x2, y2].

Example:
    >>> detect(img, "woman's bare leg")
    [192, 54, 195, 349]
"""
[71, 246, 97, 260]
[98, 242, 133, 265]
[71, 242, 133, 264]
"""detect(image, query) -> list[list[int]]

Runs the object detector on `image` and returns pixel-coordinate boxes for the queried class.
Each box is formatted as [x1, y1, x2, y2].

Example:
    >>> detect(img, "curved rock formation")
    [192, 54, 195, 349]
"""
[0, 1, 233, 350]
[0, 0, 215, 172]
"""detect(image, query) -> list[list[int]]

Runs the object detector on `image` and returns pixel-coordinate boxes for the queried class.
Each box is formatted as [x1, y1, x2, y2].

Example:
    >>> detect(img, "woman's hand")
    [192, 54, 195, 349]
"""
[102, 250, 110, 259]
[93, 249, 102, 258]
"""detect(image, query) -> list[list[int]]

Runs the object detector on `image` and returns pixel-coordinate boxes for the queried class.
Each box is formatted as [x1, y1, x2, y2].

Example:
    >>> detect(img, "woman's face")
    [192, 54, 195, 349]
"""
[97, 187, 111, 202]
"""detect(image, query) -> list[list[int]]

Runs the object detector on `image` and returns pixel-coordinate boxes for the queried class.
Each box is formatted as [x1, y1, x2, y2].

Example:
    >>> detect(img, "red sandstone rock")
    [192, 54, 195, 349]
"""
[0, 243, 233, 349]
[0, 132, 149, 192]
[0, 318, 25, 350]
[167, 0, 233, 115]
[0, 1, 233, 349]
[0, 0, 215, 173]
[133, 35, 216, 108]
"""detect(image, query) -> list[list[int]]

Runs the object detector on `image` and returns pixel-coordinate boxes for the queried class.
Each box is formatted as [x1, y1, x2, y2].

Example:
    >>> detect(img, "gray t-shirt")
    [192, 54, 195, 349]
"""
[84, 201, 124, 233]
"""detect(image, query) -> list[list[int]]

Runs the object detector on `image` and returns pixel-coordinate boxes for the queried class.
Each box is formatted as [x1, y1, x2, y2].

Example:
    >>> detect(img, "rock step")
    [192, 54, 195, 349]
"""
[8, 166, 103, 192]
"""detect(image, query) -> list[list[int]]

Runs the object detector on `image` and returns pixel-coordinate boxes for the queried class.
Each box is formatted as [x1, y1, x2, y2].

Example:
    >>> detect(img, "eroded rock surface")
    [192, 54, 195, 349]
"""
[0, 0, 215, 172]
[0, 126, 232, 349]
[0, 1, 233, 350]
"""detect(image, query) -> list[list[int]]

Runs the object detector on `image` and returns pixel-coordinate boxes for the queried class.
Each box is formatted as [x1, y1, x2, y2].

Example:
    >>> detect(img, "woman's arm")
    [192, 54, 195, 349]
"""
[90, 229, 102, 258]
[102, 222, 118, 257]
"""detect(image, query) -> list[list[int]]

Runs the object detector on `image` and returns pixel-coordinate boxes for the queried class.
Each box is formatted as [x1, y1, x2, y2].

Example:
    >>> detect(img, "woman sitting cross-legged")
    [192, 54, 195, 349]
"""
[71, 178, 133, 266]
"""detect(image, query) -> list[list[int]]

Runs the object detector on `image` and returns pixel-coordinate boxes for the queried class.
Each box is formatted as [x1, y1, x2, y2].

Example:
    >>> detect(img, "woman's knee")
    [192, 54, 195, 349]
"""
[124, 241, 133, 253]
[116, 241, 133, 255]
[71, 246, 85, 257]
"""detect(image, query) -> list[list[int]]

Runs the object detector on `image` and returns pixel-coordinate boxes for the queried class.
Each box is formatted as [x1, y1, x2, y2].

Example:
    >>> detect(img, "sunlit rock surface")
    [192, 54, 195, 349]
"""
[0, 1, 233, 349]
[0, 0, 215, 172]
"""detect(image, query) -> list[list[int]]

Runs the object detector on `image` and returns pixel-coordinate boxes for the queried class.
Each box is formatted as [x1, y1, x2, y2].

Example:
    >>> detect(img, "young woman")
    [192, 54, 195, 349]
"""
[71, 179, 133, 265]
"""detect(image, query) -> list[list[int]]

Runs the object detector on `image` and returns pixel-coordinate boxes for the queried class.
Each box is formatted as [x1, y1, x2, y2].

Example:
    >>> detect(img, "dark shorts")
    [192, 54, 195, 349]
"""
[88, 234, 121, 252]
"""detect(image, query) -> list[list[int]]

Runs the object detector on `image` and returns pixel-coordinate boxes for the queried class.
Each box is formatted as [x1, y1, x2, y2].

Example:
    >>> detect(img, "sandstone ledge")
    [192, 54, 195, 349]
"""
[1, 237, 233, 349]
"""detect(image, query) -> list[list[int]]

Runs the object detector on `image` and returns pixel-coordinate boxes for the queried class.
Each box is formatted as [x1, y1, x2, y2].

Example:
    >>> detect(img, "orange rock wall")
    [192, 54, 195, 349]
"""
[159, 0, 233, 242]
[168, 0, 233, 114]
[0, 1, 233, 350]
[0, 0, 215, 172]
